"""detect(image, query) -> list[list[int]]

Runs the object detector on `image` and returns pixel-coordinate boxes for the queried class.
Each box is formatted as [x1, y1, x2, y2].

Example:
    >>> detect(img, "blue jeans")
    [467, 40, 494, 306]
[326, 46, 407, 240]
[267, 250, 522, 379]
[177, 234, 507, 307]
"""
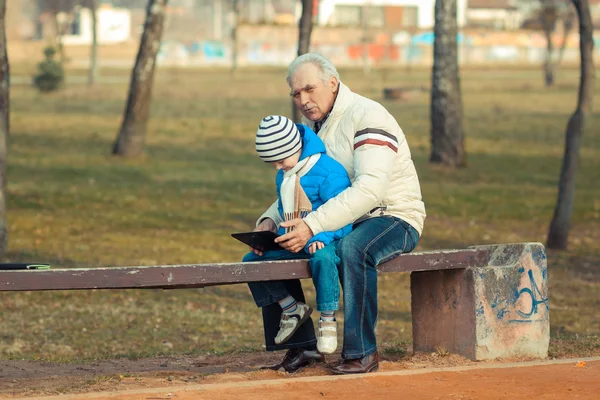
[246, 216, 419, 357]
[244, 245, 341, 351]
[336, 216, 418, 359]
[245, 245, 341, 311]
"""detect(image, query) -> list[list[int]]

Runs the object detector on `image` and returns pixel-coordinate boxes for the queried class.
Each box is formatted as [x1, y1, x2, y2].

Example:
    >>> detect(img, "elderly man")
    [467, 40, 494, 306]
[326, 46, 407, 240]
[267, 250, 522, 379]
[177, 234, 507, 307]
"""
[249, 53, 425, 374]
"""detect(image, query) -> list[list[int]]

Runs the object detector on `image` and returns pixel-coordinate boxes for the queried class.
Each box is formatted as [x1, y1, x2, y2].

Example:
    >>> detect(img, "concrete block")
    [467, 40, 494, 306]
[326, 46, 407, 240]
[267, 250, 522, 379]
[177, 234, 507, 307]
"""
[411, 243, 549, 360]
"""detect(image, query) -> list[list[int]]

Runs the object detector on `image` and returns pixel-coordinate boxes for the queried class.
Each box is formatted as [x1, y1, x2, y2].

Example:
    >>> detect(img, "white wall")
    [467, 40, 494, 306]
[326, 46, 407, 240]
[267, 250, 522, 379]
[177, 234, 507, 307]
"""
[62, 8, 131, 46]
[466, 8, 521, 30]
[318, 0, 467, 29]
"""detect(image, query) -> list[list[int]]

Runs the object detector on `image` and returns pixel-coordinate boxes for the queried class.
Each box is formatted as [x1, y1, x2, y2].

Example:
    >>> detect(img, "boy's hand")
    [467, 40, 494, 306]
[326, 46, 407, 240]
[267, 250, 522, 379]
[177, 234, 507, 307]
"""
[308, 241, 324, 255]
[250, 218, 278, 256]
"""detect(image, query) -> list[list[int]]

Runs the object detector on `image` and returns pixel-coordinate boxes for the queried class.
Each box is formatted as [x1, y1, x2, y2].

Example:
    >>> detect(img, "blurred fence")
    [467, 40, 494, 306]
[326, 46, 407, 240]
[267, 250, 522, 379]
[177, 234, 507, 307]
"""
[8, 18, 600, 70]
[153, 25, 600, 68]
[7, 0, 600, 69]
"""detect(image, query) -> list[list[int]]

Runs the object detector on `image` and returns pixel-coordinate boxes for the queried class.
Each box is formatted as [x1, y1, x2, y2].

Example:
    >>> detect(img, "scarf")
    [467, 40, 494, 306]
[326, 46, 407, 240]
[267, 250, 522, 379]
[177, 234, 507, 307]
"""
[280, 154, 321, 232]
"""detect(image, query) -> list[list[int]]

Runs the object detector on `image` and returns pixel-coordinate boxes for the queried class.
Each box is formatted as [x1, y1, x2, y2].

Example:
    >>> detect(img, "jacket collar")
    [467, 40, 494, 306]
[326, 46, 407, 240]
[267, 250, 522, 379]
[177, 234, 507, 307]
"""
[297, 124, 326, 160]
[329, 81, 354, 119]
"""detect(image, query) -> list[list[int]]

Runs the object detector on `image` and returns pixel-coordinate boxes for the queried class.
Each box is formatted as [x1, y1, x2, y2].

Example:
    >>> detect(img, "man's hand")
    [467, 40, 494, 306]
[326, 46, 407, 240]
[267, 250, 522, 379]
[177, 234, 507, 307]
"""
[308, 241, 324, 255]
[275, 219, 314, 253]
[251, 218, 277, 256]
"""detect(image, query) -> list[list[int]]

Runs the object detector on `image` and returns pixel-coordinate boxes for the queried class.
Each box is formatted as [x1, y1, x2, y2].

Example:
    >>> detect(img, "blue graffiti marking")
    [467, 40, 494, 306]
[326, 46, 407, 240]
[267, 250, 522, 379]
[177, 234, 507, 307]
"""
[476, 304, 485, 317]
[531, 248, 547, 269]
[511, 269, 548, 322]
[490, 294, 510, 320]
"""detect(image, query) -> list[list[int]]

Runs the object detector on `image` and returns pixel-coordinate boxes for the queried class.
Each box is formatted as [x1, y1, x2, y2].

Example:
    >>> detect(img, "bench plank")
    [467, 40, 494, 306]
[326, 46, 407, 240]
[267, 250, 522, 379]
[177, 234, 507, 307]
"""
[0, 249, 488, 292]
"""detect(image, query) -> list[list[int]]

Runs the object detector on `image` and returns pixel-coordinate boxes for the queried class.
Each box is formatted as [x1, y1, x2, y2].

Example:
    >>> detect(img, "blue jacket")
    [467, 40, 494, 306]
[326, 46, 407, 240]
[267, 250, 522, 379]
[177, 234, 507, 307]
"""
[275, 124, 352, 252]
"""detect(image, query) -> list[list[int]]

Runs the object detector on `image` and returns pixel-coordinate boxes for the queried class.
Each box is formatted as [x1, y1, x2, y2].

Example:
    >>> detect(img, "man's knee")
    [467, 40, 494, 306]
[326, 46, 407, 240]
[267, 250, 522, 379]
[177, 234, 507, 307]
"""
[337, 233, 381, 271]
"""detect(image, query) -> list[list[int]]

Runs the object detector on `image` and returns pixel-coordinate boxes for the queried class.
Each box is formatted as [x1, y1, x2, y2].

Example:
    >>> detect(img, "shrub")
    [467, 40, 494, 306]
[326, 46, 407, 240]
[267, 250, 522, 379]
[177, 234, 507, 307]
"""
[33, 46, 64, 92]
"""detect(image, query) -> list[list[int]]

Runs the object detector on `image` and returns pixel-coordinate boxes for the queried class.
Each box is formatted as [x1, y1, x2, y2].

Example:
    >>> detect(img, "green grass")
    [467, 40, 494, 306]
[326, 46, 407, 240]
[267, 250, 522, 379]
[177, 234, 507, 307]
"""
[1, 66, 599, 361]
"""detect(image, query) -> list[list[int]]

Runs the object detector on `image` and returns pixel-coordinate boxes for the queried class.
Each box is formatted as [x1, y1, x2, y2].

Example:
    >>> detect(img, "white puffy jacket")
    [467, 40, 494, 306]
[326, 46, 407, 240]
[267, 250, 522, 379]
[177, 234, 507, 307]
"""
[259, 82, 426, 236]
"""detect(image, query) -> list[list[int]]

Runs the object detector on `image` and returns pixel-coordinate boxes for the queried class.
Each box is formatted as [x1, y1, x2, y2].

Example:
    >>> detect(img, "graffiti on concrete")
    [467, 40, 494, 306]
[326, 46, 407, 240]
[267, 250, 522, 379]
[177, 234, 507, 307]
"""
[511, 268, 549, 323]
[488, 248, 548, 324]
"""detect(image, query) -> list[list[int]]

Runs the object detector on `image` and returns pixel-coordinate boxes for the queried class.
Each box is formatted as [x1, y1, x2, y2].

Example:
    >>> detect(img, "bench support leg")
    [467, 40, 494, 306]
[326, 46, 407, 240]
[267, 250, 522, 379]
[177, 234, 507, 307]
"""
[411, 243, 549, 360]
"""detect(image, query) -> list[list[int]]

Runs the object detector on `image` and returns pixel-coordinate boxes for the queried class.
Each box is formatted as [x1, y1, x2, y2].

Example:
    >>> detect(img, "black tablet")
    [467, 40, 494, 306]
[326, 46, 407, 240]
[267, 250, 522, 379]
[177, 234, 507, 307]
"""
[231, 231, 283, 252]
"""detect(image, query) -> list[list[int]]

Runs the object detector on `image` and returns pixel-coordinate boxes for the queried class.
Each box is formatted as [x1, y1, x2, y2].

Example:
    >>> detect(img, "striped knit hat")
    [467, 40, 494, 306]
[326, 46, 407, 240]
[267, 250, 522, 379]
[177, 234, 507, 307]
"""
[255, 115, 302, 163]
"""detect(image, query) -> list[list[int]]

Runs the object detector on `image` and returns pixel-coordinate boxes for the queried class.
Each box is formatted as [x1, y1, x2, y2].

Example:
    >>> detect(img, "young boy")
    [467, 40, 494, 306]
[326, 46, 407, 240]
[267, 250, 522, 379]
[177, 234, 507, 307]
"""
[243, 115, 352, 354]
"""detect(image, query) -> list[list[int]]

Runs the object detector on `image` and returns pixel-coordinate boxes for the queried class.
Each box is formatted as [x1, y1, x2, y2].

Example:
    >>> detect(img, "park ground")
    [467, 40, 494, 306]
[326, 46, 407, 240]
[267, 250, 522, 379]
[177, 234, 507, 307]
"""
[0, 65, 599, 397]
[1, 355, 599, 398]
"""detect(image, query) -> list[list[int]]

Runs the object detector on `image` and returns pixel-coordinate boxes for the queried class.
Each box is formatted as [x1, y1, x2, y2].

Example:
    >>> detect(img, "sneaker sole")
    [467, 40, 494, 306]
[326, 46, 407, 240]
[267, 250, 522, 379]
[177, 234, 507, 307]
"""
[275, 307, 313, 345]
[317, 339, 337, 354]
[317, 346, 337, 355]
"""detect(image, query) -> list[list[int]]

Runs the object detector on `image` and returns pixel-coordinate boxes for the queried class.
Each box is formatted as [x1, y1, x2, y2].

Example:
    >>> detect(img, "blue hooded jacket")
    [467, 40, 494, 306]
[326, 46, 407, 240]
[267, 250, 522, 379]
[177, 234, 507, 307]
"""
[275, 124, 352, 252]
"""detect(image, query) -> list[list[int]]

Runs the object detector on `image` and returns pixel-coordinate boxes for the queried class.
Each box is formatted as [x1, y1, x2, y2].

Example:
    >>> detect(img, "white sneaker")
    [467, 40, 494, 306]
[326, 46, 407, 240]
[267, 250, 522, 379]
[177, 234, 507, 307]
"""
[274, 302, 313, 345]
[317, 320, 338, 354]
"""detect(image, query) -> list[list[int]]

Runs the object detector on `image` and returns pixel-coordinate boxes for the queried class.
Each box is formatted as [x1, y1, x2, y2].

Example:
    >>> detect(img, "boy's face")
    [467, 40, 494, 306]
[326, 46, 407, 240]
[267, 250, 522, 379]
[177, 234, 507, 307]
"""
[272, 150, 301, 172]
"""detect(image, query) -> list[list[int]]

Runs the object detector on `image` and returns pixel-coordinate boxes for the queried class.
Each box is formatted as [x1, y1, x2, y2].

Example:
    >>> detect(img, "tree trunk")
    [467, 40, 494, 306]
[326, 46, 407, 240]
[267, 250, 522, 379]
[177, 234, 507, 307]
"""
[0, 0, 9, 257]
[543, 30, 555, 86]
[112, 0, 168, 157]
[51, 0, 82, 64]
[292, 0, 314, 123]
[557, 10, 575, 65]
[547, 0, 595, 250]
[541, 4, 557, 87]
[231, 0, 239, 76]
[54, 13, 66, 64]
[88, 0, 98, 86]
[430, 0, 465, 167]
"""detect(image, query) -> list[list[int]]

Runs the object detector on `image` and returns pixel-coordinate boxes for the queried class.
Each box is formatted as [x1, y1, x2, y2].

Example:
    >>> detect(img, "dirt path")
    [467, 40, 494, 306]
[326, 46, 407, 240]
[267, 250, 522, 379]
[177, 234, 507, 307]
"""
[2, 358, 598, 400]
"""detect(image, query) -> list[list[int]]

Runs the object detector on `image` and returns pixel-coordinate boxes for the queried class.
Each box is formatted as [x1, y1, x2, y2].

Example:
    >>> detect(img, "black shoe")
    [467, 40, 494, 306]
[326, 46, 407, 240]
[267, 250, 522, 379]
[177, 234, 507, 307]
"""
[261, 348, 325, 373]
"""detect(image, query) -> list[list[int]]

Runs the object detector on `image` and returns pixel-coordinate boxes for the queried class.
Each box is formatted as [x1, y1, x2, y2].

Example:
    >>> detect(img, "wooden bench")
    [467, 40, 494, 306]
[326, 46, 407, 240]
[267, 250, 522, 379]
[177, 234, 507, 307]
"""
[0, 243, 549, 361]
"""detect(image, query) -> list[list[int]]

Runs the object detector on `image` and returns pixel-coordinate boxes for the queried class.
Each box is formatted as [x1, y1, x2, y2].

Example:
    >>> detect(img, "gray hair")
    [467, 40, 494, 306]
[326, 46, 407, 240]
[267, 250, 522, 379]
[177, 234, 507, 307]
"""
[286, 53, 340, 85]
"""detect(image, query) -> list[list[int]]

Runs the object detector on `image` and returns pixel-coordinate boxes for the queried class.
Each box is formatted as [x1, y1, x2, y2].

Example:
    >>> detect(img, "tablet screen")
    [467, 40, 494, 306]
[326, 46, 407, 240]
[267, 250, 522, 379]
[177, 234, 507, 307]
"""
[231, 231, 282, 252]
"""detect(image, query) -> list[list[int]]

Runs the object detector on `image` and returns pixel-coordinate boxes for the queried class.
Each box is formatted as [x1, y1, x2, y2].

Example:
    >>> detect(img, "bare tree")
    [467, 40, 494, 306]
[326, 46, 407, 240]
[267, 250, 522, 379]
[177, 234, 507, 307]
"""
[430, 0, 465, 167]
[539, 0, 575, 87]
[43, 1, 104, 67]
[547, 0, 595, 250]
[231, 0, 239, 76]
[540, 1, 559, 86]
[113, 0, 168, 157]
[0, 0, 8, 256]
[87, 0, 98, 86]
[292, 0, 314, 123]
[557, 7, 576, 65]
[49, 0, 82, 64]
[51, 0, 99, 79]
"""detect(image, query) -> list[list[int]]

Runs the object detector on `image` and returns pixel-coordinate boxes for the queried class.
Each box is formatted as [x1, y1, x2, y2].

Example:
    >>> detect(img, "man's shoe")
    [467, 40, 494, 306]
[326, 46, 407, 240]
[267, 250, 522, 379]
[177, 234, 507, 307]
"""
[330, 352, 379, 375]
[260, 348, 325, 373]
[317, 320, 337, 354]
[274, 302, 313, 345]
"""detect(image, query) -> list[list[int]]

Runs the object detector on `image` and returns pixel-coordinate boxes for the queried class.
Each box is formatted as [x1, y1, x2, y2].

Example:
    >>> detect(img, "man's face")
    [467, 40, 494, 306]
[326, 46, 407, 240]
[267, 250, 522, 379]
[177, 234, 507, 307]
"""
[289, 63, 338, 122]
